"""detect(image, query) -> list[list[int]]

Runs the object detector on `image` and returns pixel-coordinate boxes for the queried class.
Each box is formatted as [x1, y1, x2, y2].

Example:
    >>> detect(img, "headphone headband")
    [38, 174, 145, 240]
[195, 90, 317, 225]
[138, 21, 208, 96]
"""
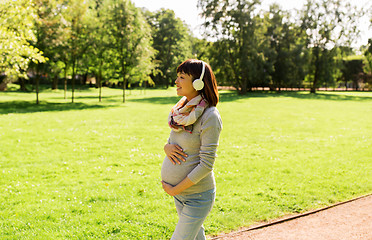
[200, 61, 205, 80]
[192, 61, 205, 91]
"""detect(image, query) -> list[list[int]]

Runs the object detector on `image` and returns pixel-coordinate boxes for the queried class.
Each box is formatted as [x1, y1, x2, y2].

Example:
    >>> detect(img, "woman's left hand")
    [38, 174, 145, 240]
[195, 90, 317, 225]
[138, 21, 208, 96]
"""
[161, 177, 194, 196]
[161, 181, 177, 196]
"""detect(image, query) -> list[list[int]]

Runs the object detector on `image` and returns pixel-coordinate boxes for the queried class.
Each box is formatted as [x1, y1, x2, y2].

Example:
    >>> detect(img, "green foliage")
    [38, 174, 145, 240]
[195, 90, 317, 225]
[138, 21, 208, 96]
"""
[0, 89, 371, 238]
[102, 0, 156, 102]
[147, 9, 193, 87]
[362, 39, 372, 89]
[0, 0, 368, 96]
[341, 59, 364, 90]
[263, 4, 307, 90]
[198, 0, 365, 94]
[198, 0, 264, 94]
[0, 0, 46, 80]
[299, 0, 364, 93]
[364, 39, 372, 73]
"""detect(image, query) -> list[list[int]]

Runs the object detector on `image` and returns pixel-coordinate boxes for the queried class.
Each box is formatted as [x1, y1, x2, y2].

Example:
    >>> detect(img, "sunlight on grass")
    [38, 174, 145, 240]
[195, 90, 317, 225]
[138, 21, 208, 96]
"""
[1, 88, 371, 239]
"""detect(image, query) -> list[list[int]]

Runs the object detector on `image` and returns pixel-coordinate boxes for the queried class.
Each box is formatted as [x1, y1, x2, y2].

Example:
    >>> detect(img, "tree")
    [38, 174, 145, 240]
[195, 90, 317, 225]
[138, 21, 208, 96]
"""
[103, 0, 155, 102]
[0, 0, 46, 92]
[148, 9, 193, 88]
[264, 5, 292, 91]
[31, 0, 66, 103]
[84, 0, 108, 102]
[198, 0, 264, 94]
[191, 37, 210, 61]
[63, 0, 92, 103]
[362, 39, 372, 89]
[341, 59, 364, 90]
[299, 0, 364, 93]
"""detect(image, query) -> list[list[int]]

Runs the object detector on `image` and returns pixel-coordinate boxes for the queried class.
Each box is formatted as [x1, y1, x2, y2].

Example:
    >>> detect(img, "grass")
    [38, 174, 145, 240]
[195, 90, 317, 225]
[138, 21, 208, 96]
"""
[0, 87, 371, 239]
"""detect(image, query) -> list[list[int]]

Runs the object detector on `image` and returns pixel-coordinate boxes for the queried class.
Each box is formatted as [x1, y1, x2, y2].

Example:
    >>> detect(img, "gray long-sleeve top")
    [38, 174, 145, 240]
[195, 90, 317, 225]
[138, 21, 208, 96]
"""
[161, 106, 222, 195]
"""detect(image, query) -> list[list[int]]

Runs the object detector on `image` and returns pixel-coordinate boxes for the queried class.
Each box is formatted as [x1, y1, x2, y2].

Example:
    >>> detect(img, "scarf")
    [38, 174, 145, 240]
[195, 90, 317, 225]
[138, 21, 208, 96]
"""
[168, 95, 208, 133]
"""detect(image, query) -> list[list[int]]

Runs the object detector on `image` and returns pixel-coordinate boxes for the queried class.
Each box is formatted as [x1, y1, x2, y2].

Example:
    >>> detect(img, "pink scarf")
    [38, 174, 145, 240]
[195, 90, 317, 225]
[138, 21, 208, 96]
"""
[168, 95, 208, 133]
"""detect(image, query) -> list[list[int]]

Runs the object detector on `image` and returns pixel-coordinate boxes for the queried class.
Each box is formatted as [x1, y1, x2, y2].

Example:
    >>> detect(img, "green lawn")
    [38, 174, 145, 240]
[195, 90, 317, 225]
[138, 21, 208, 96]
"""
[1, 88, 371, 239]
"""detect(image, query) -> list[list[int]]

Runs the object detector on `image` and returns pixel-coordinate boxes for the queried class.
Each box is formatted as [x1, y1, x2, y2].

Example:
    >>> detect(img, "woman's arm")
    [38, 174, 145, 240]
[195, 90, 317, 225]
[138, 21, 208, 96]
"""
[161, 177, 194, 196]
[187, 108, 222, 184]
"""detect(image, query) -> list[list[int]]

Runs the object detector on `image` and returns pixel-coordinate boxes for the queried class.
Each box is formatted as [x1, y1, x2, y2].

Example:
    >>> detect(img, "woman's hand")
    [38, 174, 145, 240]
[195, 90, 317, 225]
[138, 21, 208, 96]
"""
[161, 181, 177, 196]
[164, 144, 188, 165]
[161, 178, 195, 196]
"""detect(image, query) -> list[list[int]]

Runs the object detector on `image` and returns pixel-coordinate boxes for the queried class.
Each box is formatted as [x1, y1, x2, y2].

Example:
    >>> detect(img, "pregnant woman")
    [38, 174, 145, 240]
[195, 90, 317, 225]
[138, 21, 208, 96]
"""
[161, 59, 222, 240]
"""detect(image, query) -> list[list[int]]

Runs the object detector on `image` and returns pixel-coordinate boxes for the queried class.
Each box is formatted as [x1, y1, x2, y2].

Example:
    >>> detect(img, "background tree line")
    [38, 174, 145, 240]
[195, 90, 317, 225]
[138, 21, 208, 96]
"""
[1, 0, 372, 103]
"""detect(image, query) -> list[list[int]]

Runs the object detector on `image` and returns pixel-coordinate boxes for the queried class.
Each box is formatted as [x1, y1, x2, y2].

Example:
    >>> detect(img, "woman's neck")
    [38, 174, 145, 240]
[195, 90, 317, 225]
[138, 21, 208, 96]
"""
[185, 92, 199, 102]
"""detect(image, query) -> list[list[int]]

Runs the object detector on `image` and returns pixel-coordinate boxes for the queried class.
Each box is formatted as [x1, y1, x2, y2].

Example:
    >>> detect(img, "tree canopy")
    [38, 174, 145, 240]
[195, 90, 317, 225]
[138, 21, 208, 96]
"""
[0, 0, 46, 81]
[0, 0, 370, 99]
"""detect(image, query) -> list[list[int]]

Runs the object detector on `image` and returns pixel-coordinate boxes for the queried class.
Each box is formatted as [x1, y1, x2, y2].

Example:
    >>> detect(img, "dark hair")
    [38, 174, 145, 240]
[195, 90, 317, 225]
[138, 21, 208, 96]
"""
[176, 59, 219, 106]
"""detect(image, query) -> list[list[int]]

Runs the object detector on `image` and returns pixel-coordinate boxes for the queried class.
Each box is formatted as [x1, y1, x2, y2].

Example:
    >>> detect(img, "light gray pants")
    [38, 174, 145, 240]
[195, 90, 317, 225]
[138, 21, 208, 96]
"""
[171, 189, 216, 240]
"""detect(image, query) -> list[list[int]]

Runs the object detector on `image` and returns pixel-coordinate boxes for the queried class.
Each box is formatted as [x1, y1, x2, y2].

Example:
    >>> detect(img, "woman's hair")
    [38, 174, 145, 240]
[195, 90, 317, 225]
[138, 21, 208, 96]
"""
[177, 59, 219, 106]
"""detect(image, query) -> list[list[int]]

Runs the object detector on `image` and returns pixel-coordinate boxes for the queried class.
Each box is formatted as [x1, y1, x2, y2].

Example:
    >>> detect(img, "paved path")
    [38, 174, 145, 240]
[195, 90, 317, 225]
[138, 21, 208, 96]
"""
[212, 194, 372, 240]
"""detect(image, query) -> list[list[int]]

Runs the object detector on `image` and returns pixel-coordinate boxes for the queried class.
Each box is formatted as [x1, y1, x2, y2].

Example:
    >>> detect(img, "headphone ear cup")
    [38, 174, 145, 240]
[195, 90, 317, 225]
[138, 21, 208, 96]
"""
[193, 78, 204, 91]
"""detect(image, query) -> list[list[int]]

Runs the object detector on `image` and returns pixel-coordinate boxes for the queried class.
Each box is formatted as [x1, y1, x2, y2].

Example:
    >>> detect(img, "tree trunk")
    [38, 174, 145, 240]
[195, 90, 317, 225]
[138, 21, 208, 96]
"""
[36, 72, 40, 104]
[239, 77, 247, 95]
[354, 80, 359, 91]
[83, 72, 88, 85]
[122, 76, 126, 103]
[121, 60, 126, 103]
[52, 75, 59, 90]
[64, 65, 68, 100]
[311, 48, 320, 94]
[19, 77, 26, 91]
[99, 77, 102, 102]
[72, 59, 76, 103]
[0, 82, 7, 91]
[99, 60, 103, 102]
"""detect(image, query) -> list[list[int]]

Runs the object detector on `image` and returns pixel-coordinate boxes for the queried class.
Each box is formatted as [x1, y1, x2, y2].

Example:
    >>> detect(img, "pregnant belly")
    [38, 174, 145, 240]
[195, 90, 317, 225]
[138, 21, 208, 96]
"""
[161, 156, 198, 186]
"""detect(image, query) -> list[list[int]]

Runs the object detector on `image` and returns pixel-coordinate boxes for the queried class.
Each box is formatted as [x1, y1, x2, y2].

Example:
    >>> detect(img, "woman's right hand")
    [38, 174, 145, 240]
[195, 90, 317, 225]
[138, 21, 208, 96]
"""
[164, 144, 188, 165]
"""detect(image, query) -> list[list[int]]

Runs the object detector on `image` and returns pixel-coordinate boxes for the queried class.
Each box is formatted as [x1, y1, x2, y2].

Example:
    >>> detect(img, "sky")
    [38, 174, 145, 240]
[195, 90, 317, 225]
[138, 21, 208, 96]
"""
[132, 0, 371, 48]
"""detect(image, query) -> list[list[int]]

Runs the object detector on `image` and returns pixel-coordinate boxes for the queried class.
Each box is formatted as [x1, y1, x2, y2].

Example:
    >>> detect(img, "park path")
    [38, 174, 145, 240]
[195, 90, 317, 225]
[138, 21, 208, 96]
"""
[211, 194, 372, 240]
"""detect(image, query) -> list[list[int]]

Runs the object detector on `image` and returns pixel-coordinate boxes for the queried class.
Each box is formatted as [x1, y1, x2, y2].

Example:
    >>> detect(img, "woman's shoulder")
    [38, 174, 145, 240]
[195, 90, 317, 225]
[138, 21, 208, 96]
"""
[201, 106, 222, 128]
[203, 106, 220, 117]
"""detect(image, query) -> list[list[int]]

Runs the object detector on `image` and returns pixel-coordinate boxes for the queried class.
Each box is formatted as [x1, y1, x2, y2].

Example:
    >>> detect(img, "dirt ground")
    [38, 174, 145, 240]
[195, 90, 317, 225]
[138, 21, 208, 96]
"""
[211, 194, 372, 240]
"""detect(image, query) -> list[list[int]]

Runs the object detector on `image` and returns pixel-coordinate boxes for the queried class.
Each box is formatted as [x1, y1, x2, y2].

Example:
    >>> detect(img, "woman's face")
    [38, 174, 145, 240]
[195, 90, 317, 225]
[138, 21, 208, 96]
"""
[175, 72, 198, 100]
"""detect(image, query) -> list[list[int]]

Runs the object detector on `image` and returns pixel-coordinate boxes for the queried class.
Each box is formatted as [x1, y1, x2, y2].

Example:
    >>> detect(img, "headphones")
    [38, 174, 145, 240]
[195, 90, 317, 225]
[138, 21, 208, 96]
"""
[192, 61, 205, 91]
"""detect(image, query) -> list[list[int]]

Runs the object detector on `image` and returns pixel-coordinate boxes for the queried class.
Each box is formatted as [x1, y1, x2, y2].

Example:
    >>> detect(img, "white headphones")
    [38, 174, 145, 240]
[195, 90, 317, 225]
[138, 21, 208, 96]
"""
[192, 61, 205, 91]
